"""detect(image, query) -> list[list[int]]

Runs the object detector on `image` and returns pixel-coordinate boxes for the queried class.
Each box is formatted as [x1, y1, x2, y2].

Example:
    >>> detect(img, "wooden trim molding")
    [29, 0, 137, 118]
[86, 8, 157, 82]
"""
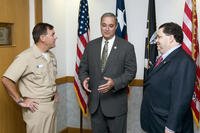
[56, 76, 143, 86]
[129, 79, 143, 86]
[56, 76, 74, 85]
[60, 127, 91, 133]
[34, 0, 43, 24]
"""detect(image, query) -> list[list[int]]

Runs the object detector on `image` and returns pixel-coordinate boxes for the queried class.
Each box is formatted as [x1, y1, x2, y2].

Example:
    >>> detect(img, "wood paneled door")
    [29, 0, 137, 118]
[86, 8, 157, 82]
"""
[0, 0, 29, 132]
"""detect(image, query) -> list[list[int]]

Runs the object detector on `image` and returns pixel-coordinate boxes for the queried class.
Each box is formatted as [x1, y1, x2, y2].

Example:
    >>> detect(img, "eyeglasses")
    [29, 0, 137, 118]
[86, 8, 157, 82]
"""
[149, 31, 172, 45]
[149, 32, 157, 44]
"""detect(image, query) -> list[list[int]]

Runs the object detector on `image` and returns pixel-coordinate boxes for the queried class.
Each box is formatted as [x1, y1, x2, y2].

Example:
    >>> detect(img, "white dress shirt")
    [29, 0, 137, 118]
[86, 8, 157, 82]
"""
[101, 36, 115, 58]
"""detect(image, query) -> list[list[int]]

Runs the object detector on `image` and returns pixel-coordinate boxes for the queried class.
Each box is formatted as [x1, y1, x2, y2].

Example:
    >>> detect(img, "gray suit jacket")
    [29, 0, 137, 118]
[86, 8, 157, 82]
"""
[78, 36, 137, 117]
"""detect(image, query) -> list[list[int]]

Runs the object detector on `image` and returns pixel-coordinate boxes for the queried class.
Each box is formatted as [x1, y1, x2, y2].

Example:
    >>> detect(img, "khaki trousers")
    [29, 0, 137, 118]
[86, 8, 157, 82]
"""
[22, 100, 57, 133]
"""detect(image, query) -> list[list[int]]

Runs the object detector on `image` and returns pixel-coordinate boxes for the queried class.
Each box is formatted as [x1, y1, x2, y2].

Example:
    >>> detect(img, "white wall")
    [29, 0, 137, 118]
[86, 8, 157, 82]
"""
[42, 0, 200, 79]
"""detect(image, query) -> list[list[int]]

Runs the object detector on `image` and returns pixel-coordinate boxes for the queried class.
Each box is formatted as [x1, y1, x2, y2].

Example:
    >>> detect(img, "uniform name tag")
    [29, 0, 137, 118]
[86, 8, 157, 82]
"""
[37, 64, 43, 68]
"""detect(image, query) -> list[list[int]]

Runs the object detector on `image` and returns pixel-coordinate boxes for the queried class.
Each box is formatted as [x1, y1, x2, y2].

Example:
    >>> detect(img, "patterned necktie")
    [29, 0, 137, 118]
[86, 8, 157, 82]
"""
[100, 40, 109, 72]
[154, 56, 163, 67]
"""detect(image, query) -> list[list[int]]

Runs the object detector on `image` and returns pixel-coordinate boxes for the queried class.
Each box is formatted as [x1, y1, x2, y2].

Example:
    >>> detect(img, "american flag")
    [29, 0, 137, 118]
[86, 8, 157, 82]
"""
[182, 0, 200, 126]
[116, 0, 128, 40]
[74, 0, 89, 115]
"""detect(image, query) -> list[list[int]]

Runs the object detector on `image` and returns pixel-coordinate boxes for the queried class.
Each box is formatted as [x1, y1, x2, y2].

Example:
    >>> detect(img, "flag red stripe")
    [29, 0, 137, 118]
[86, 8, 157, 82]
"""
[196, 67, 200, 78]
[182, 0, 200, 126]
[182, 23, 192, 42]
[74, 80, 87, 113]
[194, 86, 200, 100]
[184, 3, 192, 19]
[182, 42, 192, 55]
[191, 101, 199, 120]
[77, 46, 83, 60]
[80, 35, 87, 48]
[75, 63, 79, 73]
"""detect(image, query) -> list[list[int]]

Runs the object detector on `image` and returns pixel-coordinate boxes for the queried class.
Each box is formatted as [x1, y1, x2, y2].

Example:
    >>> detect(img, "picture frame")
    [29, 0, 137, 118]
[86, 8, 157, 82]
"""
[0, 23, 12, 45]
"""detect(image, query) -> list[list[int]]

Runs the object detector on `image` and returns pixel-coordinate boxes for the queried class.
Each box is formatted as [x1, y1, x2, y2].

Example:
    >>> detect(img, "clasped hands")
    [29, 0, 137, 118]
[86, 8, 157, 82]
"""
[83, 77, 114, 93]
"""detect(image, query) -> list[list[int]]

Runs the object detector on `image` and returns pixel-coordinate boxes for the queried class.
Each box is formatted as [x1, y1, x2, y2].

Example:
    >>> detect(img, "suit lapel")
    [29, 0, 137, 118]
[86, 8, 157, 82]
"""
[102, 37, 119, 73]
[147, 47, 182, 78]
[96, 38, 103, 72]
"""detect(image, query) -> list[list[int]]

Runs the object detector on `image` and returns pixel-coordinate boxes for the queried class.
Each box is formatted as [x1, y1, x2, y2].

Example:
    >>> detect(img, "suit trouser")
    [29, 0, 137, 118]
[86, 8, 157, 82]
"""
[91, 105, 127, 133]
[22, 99, 57, 133]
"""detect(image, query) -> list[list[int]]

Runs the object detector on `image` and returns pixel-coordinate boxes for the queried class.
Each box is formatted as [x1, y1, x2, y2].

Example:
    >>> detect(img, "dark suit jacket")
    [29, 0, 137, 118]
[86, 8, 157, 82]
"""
[78, 36, 137, 117]
[140, 47, 196, 133]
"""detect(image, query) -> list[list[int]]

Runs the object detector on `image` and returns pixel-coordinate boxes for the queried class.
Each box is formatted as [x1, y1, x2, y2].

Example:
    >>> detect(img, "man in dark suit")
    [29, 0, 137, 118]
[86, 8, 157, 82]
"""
[140, 22, 196, 133]
[78, 12, 137, 133]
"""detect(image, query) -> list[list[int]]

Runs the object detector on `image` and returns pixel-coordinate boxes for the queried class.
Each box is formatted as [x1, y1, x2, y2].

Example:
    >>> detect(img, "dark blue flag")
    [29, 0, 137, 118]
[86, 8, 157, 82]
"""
[144, 0, 158, 81]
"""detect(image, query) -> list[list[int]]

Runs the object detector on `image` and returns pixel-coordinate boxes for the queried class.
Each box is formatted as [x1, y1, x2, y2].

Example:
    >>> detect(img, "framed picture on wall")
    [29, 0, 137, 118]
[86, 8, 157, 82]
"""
[0, 23, 12, 45]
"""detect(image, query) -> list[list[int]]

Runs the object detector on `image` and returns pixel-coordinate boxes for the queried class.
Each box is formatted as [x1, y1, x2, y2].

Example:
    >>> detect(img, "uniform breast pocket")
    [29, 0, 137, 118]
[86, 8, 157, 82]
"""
[34, 66, 45, 76]
[32, 65, 48, 83]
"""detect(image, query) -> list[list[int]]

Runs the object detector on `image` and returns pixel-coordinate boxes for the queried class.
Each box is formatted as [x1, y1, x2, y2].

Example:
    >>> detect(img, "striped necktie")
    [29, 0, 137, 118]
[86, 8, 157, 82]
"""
[154, 56, 163, 67]
[100, 40, 109, 72]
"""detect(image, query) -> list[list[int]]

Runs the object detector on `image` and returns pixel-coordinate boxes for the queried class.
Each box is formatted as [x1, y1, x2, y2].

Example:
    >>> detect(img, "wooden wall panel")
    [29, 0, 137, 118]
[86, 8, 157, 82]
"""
[0, 0, 29, 132]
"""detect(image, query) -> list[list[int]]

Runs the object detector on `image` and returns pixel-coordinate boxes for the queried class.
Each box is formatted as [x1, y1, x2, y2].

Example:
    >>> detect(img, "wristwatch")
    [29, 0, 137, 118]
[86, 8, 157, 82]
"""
[17, 97, 24, 104]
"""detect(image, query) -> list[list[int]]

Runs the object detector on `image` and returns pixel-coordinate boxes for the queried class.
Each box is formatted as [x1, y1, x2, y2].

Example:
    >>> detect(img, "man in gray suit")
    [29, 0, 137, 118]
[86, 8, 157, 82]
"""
[78, 12, 137, 133]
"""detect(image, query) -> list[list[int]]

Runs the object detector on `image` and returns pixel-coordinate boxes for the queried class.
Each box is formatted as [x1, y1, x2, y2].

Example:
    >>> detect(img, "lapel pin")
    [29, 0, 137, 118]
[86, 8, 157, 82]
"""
[114, 46, 117, 49]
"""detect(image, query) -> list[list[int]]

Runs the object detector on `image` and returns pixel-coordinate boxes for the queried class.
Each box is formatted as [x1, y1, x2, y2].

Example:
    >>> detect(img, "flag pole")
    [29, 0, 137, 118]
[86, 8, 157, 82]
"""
[80, 108, 83, 133]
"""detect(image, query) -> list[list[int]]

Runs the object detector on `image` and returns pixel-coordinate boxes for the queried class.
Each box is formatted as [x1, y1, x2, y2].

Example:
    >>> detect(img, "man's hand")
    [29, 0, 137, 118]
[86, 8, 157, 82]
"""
[165, 127, 175, 133]
[83, 77, 91, 93]
[19, 98, 39, 112]
[54, 92, 59, 102]
[98, 77, 114, 93]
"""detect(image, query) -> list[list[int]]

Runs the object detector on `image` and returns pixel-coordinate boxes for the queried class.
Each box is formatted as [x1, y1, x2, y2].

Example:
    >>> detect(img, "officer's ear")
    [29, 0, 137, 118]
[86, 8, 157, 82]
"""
[39, 34, 46, 42]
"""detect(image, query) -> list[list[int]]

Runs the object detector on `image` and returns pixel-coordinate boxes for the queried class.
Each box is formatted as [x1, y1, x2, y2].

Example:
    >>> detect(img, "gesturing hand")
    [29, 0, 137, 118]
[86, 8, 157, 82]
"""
[83, 77, 91, 93]
[98, 77, 114, 93]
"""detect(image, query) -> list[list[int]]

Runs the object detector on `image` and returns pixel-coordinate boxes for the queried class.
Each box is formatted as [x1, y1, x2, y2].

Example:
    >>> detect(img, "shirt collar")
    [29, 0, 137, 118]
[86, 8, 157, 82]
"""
[33, 44, 43, 58]
[162, 44, 181, 60]
[102, 36, 115, 45]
